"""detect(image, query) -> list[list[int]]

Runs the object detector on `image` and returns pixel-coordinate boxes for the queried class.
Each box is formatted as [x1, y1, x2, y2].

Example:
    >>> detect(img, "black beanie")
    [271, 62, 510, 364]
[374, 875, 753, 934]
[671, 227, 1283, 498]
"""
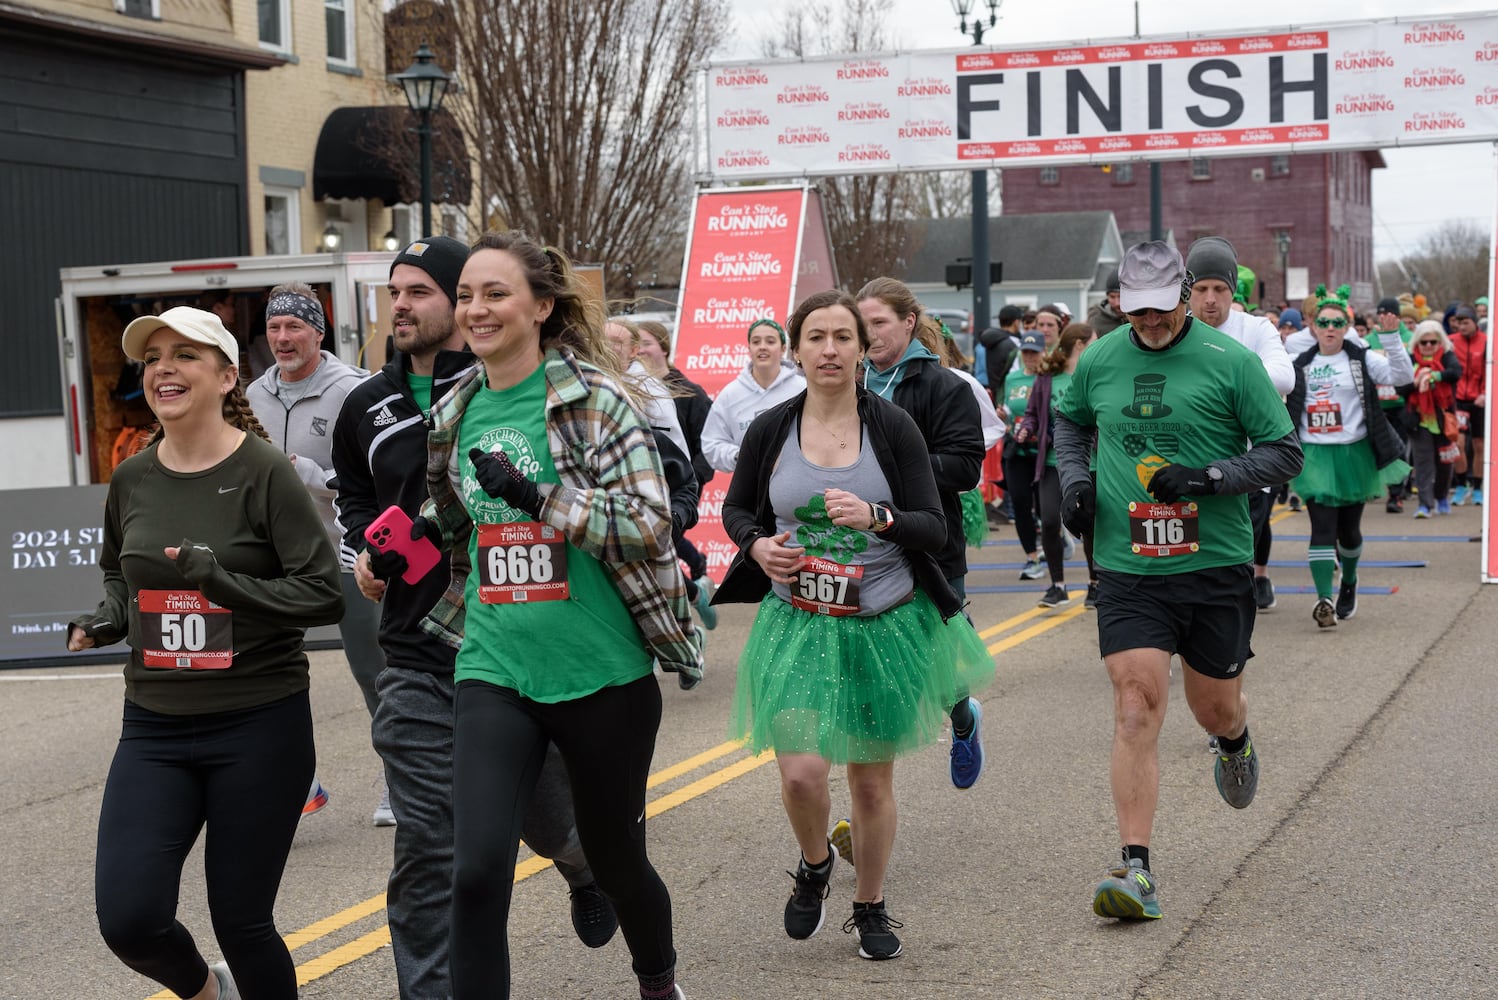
[391, 236, 468, 307]
[1185, 236, 1237, 289]
[1377, 297, 1401, 315]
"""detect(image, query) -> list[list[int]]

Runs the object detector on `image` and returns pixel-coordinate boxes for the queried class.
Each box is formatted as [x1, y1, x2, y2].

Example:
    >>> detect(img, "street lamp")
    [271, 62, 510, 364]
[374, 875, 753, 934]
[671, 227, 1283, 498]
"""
[320, 222, 342, 253]
[1275, 230, 1292, 307]
[394, 43, 452, 238]
[950, 0, 1002, 333]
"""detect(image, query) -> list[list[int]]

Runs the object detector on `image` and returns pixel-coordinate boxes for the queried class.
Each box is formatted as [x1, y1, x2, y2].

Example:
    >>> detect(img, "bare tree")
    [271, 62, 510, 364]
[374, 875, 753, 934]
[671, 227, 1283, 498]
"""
[1379, 219, 1492, 311]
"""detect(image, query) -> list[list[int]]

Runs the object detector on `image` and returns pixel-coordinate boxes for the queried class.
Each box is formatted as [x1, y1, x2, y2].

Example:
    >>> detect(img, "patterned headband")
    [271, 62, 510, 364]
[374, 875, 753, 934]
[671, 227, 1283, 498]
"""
[266, 293, 326, 334]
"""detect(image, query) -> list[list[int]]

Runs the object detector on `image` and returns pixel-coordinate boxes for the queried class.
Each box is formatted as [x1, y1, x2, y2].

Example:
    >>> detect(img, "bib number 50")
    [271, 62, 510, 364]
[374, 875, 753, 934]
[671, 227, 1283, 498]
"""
[159, 612, 207, 652]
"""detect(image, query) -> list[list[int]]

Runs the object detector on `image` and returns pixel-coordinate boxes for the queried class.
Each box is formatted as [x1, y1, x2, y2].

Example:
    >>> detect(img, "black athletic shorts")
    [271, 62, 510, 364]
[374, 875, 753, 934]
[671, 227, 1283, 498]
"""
[1455, 400, 1486, 437]
[1094, 563, 1255, 680]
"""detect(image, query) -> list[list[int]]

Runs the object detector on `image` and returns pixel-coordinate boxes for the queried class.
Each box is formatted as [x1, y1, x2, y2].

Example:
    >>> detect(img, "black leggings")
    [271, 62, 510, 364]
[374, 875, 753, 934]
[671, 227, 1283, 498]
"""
[451, 674, 673, 998]
[1003, 451, 1039, 554]
[1307, 501, 1365, 550]
[95, 691, 314, 999]
[1249, 488, 1274, 567]
[1037, 465, 1095, 584]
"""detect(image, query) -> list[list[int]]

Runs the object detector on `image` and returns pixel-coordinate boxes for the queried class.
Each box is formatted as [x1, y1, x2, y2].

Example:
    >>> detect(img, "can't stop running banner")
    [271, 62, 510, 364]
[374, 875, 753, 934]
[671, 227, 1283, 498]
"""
[701, 12, 1498, 179]
[673, 185, 836, 583]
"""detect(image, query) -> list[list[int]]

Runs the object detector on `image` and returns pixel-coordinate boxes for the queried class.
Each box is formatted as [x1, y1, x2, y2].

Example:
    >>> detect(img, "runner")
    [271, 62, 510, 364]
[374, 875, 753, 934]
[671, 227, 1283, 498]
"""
[1448, 305, 1487, 505]
[1051, 241, 1302, 921]
[69, 306, 343, 999]
[1405, 320, 1464, 518]
[1286, 285, 1414, 626]
[715, 288, 993, 960]
[999, 331, 1047, 581]
[701, 318, 805, 473]
[331, 237, 615, 999]
[419, 231, 699, 1000]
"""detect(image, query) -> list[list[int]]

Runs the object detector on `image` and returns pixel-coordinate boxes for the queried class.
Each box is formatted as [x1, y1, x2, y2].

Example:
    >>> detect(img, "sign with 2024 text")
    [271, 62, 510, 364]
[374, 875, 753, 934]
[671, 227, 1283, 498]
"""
[701, 13, 1498, 179]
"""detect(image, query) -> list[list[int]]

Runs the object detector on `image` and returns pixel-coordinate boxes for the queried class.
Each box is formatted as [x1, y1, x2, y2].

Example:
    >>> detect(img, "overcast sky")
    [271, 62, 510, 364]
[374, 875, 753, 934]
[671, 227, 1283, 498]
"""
[723, 0, 1498, 266]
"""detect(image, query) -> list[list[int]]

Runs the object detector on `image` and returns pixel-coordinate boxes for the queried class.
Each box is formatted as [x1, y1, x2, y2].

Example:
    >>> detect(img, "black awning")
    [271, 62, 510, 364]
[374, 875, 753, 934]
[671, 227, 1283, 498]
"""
[313, 106, 471, 205]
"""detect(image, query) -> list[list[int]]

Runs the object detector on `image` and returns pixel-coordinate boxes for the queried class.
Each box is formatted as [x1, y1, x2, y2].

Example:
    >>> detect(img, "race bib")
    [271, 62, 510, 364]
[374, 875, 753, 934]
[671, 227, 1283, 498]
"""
[1438, 441, 1461, 465]
[1376, 383, 1400, 404]
[791, 556, 864, 616]
[477, 522, 568, 604]
[1456, 410, 1471, 432]
[138, 590, 233, 669]
[1128, 501, 1200, 558]
[1306, 399, 1343, 434]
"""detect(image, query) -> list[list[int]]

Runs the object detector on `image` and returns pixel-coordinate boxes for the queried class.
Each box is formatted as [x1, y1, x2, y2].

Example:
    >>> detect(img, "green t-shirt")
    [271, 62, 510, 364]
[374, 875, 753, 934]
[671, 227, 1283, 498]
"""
[1056, 320, 1294, 575]
[1003, 372, 1038, 458]
[454, 365, 652, 702]
[406, 371, 434, 416]
[1044, 371, 1073, 468]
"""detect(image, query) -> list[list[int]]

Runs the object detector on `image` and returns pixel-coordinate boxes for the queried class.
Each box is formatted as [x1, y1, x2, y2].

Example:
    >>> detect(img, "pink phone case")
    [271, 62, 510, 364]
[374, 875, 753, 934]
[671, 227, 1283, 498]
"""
[365, 506, 442, 585]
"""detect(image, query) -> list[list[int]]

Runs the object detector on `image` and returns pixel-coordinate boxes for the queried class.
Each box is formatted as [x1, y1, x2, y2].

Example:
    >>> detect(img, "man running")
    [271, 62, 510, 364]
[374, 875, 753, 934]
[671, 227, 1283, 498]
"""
[1053, 241, 1302, 920]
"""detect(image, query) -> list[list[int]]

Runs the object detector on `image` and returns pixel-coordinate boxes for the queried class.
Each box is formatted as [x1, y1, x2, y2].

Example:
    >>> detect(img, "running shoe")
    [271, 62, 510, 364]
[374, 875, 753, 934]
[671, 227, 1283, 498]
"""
[1312, 598, 1337, 628]
[1413, 506, 1431, 519]
[843, 900, 904, 959]
[1018, 558, 1045, 581]
[209, 962, 241, 1000]
[1038, 584, 1070, 608]
[1084, 582, 1099, 610]
[1436, 499, 1451, 515]
[1214, 738, 1260, 809]
[1385, 497, 1403, 514]
[830, 819, 854, 868]
[784, 850, 835, 940]
[691, 577, 718, 630]
[949, 697, 984, 789]
[372, 783, 396, 828]
[1287, 493, 1302, 512]
[1253, 576, 1276, 610]
[302, 779, 330, 816]
[1452, 485, 1470, 506]
[1092, 858, 1161, 920]
[1476, 489, 1485, 506]
[1335, 580, 1358, 620]
[569, 883, 619, 948]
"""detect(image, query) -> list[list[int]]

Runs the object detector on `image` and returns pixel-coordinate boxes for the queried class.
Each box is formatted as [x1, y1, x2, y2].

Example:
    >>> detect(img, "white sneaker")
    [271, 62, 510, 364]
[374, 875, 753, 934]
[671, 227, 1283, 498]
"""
[209, 962, 240, 1000]
[372, 783, 396, 827]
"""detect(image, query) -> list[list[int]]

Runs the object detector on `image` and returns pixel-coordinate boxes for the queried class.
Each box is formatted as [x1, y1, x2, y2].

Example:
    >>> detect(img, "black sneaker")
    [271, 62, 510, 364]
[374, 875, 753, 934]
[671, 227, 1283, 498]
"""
[784, 850, 834, 940]
[1385, 497, 1403, 514]
[843, 900, 903, 960]
[1038, 584, 1070, 609]
[1253, 576, 1276, 610]
[568, 883, 618, 948]
[1084, 582, 1099, 610]
[1335, 580, 1358, 620]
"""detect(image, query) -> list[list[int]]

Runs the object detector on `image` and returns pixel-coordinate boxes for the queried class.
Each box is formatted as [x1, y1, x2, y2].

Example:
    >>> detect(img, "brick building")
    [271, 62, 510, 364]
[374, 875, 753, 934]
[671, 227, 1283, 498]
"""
[1002, 151, 1384, 311]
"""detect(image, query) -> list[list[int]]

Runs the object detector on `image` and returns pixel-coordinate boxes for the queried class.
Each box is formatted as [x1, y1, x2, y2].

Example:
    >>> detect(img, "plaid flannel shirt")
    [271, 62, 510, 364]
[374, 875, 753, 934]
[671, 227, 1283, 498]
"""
[419, 349, 703, 684]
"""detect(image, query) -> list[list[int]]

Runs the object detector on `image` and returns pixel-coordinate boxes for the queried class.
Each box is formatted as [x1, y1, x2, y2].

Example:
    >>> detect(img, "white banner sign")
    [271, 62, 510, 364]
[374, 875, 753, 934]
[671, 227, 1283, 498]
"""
[701, 13, 1498, 180]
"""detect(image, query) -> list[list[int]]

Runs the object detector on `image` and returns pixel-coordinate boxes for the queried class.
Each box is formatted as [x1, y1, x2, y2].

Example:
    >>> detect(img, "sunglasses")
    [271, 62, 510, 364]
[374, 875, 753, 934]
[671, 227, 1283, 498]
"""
[1127, 307, 1169, 318]
[1314, 317, 1349, 329]
[1416, 340, 1439, 346]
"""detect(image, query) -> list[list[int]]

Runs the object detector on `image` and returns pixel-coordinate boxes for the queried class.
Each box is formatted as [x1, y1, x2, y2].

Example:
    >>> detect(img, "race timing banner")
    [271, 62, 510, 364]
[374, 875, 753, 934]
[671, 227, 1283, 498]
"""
[700, 12, 1498, 180]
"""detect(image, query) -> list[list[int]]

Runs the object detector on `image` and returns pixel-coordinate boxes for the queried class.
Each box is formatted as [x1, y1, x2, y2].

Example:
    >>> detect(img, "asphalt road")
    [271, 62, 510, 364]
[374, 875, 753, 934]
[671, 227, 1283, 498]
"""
[2, 503, 1494, 1000]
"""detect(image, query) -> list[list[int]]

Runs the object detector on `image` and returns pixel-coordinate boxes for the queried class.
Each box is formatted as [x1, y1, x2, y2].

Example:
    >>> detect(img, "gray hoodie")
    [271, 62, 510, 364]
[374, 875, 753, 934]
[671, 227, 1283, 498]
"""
[246, 350, 369, 567]
[701, 360, 806, 472]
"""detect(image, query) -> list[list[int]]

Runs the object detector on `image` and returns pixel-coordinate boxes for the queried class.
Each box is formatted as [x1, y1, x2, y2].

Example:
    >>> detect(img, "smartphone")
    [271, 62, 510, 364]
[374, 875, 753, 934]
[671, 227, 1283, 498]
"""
[365, 506, 442, 585]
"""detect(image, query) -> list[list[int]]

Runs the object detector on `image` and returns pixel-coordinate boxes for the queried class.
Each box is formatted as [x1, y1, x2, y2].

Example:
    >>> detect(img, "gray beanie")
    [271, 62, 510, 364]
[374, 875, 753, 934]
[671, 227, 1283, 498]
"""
[1185, 236, 1237, 289]
[390, 236, 469, 307]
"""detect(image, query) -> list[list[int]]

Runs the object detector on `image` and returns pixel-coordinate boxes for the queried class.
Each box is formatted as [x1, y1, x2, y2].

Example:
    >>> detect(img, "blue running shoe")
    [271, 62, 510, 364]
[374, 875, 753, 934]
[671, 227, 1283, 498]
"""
[1452, 484, 1470, 506]
[1436, 499, 1452, 515]
[949, 698, 984, 789]
[691, 577, 718, 630]
[1476, 489, 1484, 506]
[1093, 858, 1161, 920]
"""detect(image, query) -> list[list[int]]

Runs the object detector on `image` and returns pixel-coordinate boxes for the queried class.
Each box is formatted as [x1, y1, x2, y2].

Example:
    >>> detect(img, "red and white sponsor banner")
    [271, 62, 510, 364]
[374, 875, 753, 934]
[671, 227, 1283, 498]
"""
[701, 13, 1498, 179]
[673, 184, 837, 582]
[1484, 162, 1497, 584]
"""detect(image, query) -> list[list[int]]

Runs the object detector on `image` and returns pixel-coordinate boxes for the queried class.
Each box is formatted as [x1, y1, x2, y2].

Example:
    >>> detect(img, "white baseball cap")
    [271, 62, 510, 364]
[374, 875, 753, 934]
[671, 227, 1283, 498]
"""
[122, 306, 239, 363]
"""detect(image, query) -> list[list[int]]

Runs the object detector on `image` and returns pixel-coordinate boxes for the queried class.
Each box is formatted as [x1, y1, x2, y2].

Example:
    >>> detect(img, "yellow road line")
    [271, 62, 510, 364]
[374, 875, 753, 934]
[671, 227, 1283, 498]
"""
[976, 604, 1051, 639]
[647, 740, 745, 789]
[987, 603, 1089, 656]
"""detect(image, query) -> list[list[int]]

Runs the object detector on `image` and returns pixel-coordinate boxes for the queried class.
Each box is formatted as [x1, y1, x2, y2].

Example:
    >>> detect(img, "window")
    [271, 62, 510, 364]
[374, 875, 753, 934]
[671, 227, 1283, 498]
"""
[1039, 167, 1060, 186]
[1270, 154, 1290, 177]
[441, 205, 468, 243]
[326, 0, 354, 63]
[258, 0, 291, 51]
[1191, 158, 1212, 180]
[115, 0, 157, 18]
[1112, 162, 1134, 185]
[264, 189, 301, 255]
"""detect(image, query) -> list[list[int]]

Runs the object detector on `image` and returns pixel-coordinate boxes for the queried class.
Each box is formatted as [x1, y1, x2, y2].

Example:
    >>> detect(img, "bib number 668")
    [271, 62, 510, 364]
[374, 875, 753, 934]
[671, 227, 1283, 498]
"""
[487, 543, 554, 586]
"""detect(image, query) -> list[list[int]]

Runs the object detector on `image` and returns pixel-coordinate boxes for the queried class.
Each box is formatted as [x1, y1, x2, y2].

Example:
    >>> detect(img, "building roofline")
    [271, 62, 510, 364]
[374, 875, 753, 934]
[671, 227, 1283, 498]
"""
[0, 2, 285, 70]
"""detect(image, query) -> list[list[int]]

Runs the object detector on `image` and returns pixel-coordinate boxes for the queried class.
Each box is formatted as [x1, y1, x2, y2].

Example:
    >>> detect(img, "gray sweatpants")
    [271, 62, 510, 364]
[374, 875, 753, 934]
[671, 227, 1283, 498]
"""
[337, 571, 386, 717]
[372, 667, 592, 1000]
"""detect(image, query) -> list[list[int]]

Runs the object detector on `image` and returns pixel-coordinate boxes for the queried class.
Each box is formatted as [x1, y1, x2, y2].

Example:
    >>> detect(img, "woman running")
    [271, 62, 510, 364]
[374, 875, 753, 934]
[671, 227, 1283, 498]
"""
[420, 231, 699, 1000]
[1286, 285, 1414, 626]
[1014, 323, 1099, 608]
[1000, 331, 1048, 581]
[69, 306, 343, 1000]
[701, 318, 806, 473]
[717, 289, 993, 961]
[1405, 319, 1464, 517]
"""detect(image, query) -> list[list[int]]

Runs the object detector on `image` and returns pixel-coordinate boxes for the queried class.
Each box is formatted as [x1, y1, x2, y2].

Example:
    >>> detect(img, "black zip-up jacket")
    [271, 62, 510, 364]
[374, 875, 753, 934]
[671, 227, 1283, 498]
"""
[331, 347, 476, 674]
[1288, 340, 1405, 470]
[880, 357, 985, 580]
[665, 366, 715, 489]
[713, 386, 962, 620]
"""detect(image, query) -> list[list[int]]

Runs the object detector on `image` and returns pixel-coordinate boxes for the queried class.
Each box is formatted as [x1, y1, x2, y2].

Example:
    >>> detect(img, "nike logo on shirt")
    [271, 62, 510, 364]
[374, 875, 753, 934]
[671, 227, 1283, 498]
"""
[218, 486, 239, 494]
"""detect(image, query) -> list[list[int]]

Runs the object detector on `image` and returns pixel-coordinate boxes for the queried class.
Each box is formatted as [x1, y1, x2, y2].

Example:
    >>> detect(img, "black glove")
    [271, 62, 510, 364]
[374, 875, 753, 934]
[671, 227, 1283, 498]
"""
[1147, 464, 1218, 503]
[366, 545, 409, 582]
[173, 539, 218, 585]
[469, 448, 543, 518]
[409, 515, 442, 545]
[1061, 482, 1096, 538]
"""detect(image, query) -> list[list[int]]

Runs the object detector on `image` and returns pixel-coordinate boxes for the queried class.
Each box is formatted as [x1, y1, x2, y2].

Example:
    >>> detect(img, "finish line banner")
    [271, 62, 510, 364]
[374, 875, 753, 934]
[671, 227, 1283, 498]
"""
[701, 12, 1498, 180]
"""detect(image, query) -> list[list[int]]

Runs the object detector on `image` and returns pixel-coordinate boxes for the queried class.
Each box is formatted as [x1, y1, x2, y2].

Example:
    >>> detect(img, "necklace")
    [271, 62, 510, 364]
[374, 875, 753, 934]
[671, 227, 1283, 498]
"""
[811, 412, 850, 449]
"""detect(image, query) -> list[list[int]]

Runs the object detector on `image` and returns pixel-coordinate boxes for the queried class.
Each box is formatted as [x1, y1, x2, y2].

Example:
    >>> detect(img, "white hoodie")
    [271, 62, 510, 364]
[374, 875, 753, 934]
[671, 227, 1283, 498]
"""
[701, 361, 806, 472]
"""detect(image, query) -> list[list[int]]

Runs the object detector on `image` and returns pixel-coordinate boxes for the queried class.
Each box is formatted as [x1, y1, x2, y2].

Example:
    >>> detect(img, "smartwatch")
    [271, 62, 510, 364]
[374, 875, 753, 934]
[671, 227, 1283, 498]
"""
[872, 504, 894, 532]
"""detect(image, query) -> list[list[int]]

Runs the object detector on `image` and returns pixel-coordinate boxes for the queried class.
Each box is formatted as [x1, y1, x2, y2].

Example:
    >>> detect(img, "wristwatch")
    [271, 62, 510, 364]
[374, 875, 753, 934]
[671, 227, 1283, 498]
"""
[1205, 466, 1224, 490]
[872, 504, 894, 532]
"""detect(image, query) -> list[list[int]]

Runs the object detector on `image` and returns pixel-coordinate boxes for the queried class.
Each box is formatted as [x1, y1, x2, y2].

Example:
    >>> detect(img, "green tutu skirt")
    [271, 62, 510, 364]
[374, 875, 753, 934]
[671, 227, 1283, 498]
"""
[729, 589, 995, 764]
[960, 488, 989, 548]
[1292, 440, 1411, 507]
